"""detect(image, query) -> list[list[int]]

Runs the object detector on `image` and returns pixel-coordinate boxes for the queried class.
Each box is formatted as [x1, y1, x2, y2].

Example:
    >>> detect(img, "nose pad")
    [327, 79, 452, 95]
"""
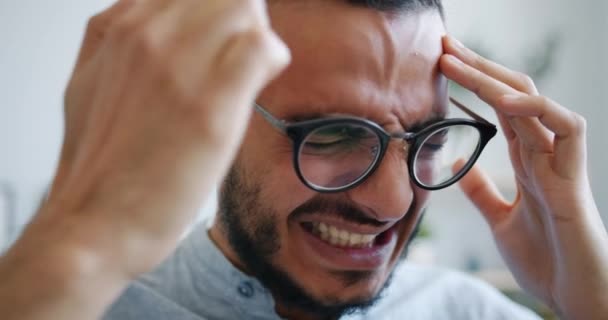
[345, 142, 414, 223]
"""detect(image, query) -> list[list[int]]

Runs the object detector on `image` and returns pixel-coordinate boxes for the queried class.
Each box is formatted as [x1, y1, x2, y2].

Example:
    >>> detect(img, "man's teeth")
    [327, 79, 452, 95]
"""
[311, 222, 376, 248]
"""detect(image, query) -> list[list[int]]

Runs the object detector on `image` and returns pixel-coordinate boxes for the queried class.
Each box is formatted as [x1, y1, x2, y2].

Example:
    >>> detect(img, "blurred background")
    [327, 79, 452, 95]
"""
[0, 0, 606, 318]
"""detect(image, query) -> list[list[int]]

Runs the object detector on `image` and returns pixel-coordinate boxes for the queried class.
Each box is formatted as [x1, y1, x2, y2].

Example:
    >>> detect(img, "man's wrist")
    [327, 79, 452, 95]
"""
[0, 212, 132, 320]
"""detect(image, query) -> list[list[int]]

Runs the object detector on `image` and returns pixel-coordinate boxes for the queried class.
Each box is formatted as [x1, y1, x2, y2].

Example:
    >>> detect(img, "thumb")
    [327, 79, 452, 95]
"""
[456, 161, 511, 228]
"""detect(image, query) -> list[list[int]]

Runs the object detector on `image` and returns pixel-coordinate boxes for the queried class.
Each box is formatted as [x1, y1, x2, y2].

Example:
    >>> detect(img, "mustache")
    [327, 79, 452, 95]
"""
[289, 195, 388, 227]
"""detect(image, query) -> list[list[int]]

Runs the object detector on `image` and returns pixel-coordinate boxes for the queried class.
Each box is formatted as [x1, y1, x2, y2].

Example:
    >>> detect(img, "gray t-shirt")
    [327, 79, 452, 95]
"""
[104, 221, 540, 320]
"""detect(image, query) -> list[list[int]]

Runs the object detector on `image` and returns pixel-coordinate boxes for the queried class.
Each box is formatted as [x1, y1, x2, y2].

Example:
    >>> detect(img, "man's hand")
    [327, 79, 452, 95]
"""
[0, 0, 289, 319]
[441, 35, 608, 319]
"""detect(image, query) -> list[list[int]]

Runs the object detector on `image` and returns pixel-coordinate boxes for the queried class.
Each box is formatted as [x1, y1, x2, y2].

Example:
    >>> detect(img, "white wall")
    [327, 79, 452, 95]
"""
[0, 1, 115, 238]
[0, 1, 606, 268]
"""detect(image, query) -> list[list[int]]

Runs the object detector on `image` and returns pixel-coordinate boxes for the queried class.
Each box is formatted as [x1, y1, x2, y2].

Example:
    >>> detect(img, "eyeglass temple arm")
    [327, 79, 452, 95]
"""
[449, 97, 493, 125]
[254, 103, 288, 132]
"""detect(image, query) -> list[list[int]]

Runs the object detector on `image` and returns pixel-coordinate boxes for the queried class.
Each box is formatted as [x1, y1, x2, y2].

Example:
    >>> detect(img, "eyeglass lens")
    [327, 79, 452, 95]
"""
[413, 124, 481, 188]
[297, 122, 481, 190]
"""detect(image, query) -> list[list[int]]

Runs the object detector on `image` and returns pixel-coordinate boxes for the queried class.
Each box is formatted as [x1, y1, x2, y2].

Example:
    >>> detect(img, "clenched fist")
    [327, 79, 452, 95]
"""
[0, 0, 289, 318]
[56, 0, 288, 273]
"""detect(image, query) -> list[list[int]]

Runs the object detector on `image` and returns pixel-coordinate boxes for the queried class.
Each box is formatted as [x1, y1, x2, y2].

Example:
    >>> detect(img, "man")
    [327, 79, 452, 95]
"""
[0, 0, 606, 319]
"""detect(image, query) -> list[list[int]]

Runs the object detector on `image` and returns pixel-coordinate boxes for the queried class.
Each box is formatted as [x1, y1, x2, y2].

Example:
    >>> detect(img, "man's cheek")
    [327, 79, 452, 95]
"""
[265, 175, 317, 219]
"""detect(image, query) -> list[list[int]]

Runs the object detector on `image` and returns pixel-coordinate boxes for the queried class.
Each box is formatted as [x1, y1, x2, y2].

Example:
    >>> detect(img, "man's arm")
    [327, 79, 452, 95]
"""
[441, 35, 608, 319]
[0, 0, 289, 319]
[0, 224, 128, 320]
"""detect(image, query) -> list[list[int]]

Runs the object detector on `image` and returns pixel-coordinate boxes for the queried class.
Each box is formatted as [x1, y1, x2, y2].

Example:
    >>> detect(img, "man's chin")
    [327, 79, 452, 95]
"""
[276, 268, 396, 319]
[218, 164, 424, 319]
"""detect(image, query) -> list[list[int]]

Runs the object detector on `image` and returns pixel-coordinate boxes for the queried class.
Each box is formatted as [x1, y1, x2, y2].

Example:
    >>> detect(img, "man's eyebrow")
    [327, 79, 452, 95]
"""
[284, 109, 446, 132]
[285, 112, 326, 122]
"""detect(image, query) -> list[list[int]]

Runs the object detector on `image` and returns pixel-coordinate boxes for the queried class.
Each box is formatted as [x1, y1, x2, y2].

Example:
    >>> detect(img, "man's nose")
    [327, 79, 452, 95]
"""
[345, 144, 414, 223]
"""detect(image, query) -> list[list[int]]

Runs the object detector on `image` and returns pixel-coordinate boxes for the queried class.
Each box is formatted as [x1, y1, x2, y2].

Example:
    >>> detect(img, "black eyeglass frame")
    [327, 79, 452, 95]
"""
[255, 97, 497, 193]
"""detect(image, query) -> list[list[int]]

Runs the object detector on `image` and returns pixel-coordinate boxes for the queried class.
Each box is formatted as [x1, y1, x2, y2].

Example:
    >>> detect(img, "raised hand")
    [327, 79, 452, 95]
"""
[0, 0, 289, 318]
[440, 35, 608, 319]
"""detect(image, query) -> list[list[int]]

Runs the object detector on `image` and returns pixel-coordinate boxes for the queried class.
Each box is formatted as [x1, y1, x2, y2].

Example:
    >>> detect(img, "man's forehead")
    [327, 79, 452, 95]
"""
[263, 1, 447, 128]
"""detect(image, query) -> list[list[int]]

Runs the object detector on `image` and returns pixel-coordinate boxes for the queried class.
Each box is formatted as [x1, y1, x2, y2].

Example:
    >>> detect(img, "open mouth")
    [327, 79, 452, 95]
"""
[301, 221, 395, 250]
[295, 219, 400, 270]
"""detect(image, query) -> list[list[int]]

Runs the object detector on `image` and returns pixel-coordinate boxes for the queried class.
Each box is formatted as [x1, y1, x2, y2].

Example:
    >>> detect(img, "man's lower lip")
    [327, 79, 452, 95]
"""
[297, 223, 397, 270]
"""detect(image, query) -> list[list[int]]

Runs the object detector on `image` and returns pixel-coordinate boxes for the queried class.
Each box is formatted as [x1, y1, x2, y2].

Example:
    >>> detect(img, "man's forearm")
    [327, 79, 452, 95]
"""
[0, 221, 130, 320]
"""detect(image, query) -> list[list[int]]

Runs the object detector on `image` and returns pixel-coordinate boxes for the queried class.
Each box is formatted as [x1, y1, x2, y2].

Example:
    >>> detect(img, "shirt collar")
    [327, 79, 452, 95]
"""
[181, 220, 283, 319]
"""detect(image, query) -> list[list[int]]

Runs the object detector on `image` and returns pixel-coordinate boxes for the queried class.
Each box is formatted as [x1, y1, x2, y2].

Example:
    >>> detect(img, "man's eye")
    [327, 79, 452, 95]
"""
[301, 124, 378, 155]
[417, 131, 448, 158]
[304, 136, 353, 149]
[422, 143, 445, 152]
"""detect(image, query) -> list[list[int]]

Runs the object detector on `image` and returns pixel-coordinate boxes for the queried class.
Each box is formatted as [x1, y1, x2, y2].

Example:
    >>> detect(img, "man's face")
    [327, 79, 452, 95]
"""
[210, 2, 447, 318]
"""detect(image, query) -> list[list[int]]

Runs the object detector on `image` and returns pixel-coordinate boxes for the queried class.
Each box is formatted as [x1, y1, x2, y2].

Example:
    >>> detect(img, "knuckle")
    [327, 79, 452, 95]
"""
[87, 0, 134, 35]
[537, 95, 551, 106]
[238, 28, 276, 60]
[86, 14, 105, 33]
[241, 28, 269, 50]
[571, 113, 587, 135]
[109, 17, 137, 42]
[85, 14, 113, 42]
[132, 25, 164, 59]
[109, 18, 165, 61]
[245, 30, 289, 71]
[473, 53, 488, 68]
[468, 69, 484, 96]
[517, 73, 537, 91]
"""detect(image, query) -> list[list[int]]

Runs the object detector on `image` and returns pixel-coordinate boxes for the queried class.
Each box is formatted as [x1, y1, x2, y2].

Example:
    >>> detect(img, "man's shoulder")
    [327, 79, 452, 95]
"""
[349, 262, 541, 320]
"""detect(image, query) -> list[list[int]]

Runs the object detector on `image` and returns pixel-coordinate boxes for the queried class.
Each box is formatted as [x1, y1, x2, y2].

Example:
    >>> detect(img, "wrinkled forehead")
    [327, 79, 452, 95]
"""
[264, 1, 447, 127]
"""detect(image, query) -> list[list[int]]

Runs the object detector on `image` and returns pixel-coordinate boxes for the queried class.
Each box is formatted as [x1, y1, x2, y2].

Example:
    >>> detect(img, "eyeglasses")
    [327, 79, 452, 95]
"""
[255, 98, 497, 193]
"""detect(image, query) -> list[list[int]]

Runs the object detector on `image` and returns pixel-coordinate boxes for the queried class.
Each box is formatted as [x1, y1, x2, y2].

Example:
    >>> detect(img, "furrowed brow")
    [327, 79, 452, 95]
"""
[405, 113, 446, 133]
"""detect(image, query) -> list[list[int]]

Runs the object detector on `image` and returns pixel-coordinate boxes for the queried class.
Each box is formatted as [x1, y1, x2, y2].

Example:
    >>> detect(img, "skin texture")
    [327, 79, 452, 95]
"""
[0, 0, 290, 319]
[209, 2, 446, 319]
[0, 1, 606, 320]
[441, 38, 608, 319]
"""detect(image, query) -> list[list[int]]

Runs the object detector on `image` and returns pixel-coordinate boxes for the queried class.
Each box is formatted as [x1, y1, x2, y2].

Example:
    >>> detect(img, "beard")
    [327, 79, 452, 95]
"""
[218, 163, 424, 319]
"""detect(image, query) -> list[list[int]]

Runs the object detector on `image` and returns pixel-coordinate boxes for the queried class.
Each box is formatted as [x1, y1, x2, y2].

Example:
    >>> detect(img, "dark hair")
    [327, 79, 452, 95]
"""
[348, 0, 444, 18]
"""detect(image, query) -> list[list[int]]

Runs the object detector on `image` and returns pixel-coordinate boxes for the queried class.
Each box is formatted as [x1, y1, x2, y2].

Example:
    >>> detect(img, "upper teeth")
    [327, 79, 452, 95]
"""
[312, 222, 376, 248]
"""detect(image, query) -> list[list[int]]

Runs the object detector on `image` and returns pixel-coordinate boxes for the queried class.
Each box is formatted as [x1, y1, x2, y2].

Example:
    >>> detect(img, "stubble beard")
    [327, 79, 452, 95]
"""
[217, 163, 422, 319]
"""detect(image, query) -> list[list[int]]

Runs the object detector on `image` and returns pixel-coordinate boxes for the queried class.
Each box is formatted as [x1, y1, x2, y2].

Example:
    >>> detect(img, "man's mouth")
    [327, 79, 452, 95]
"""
[296, 219, 399, 270]
[301, 222, 394, 249]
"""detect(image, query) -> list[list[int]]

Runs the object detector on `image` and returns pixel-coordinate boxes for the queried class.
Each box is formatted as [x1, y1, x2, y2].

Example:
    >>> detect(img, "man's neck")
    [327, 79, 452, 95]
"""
[207, 220, 335, 320]
[207, 221, 250, 274]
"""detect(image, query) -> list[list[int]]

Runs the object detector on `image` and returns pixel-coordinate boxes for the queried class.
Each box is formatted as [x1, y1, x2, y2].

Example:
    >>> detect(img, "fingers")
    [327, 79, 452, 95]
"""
[177, 0, 270, 68]
[456, 162, 511, 228]
[499, 95, 585, 139]
[217, 29, 290, 95]
[499, 95, 588, 177]
[441, 54, 519, 106]
[497, 113, 516, 142]
[440, 37, 556, 153]
[443, 35, 539, 95]
[183, 0, 290, 97]
[202, 28, 290, 149]
[203, 0, 290, 87]
[441, 35, 588, 182]
[248, 0, 271, 27]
